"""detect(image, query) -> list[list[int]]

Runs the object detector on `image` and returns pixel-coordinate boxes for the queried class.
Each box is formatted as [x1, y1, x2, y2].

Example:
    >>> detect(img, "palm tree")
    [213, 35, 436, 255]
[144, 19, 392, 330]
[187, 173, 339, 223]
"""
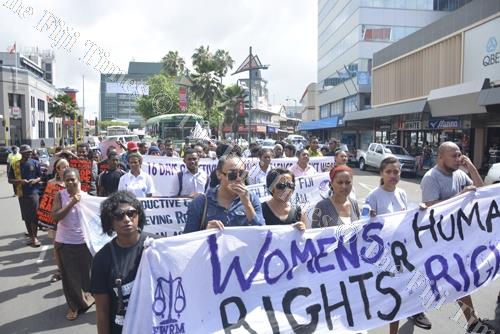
[48, 94, 78, 145]
[221, 84, 247, 139]
[191, 46, 234, 129]
[161, 51, 185, 77]
[213, 49, 234, 80]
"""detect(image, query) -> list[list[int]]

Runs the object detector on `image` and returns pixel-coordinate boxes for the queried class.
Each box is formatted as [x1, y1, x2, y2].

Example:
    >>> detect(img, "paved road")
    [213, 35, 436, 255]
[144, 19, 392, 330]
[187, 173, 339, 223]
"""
[0, 165, 498, 334]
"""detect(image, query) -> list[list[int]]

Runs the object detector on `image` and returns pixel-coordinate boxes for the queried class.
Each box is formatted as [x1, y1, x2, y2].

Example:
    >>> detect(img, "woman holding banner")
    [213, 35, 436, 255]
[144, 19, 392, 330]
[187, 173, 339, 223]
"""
[52, 168, 94, 321]
[91, 191, 152, 334]
[311, 165, 360, 228]
[262, 168, 306, 230]
[184, 154, 264, 233]
[118, 153, 156, 198]
[365, 157, 432, 332]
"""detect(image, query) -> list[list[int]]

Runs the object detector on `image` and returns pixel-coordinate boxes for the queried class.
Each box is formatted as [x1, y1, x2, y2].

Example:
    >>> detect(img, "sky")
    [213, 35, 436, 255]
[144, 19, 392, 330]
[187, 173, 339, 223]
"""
[1, 0, 317, 120]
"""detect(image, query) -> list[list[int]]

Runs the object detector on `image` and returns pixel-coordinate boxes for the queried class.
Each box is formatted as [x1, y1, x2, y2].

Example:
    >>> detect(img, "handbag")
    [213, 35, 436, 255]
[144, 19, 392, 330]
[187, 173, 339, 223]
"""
[198, 193, 209, 231]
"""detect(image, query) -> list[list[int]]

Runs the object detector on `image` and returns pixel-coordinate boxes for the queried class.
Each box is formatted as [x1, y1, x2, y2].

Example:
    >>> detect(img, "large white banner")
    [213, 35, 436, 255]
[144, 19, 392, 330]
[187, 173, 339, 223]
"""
[123, 184, 500, 333]
[79, 173, 332, 255]
[142, 156, 334, 196]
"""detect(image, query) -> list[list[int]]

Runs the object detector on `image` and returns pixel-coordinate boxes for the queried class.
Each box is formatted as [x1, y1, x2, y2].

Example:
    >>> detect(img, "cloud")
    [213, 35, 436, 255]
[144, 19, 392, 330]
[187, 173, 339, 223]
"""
[1, 0, 316, 120]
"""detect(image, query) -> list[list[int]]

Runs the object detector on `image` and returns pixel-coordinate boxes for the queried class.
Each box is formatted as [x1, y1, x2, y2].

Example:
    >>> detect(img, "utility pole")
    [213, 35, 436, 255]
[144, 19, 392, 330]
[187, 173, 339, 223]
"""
[232, 47, 268, 143]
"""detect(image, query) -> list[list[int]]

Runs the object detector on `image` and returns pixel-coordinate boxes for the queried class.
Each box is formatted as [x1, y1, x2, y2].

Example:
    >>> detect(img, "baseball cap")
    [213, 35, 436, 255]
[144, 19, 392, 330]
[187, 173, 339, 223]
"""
[127, 141, 138, 151]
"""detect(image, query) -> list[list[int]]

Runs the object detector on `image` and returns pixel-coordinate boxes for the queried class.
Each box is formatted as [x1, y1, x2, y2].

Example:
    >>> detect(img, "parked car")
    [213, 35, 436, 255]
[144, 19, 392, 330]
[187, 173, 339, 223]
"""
[0, 146, 12, 164]
[35, 148, 50, 165]
[484, 162, 500, 185]
[338, 143, 357, 167]
[357, 143, 417, 176]
[261, 139, 276, 150]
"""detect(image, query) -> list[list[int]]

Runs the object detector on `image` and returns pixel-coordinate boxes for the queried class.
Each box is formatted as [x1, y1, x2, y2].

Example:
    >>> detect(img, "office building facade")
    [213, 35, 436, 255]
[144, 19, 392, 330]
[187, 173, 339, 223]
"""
[100, 62, 160, 128]
[306, 0, 471, 148]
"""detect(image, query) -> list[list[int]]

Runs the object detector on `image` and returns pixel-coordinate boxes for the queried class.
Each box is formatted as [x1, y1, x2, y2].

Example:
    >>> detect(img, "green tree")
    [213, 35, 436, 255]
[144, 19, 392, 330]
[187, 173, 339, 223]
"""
[191, 46, 234, 127]
[48, 94, 78, 144]
[161, 51, 185, 77]
[136, 74, 203, 120]
[220, 84, 247, 138]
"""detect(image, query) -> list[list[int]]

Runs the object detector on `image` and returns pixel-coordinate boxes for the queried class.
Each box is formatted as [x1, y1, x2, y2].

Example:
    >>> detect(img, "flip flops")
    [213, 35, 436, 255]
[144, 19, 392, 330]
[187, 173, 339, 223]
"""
[50, 272, 62, 283]
[66, 309, 78, 321]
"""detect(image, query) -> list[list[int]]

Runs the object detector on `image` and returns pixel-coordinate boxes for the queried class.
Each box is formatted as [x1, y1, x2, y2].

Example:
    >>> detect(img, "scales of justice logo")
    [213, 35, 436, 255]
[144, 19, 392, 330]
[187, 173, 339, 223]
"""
[152, 272, 187, 330]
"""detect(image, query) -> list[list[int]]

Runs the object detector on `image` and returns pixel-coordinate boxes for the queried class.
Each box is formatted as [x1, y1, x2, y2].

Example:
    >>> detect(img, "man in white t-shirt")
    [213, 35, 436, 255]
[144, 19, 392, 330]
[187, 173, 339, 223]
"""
[175, 148, 207, 198]
[421, 142, 494, 333]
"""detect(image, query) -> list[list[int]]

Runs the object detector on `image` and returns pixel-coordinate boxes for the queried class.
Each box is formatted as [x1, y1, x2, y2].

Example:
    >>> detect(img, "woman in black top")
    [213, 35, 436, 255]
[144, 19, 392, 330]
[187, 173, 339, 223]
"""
[262, 168, 306, 230]
[90, 191, 153, 334]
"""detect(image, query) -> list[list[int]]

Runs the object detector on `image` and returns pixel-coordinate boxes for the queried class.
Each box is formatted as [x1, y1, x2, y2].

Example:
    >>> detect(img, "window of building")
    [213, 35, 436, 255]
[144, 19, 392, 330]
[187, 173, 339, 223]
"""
[38, 120, 46, 139]
[31, 96, 35, 109]
[8, 93, 22, 108]
[344, 96, 358, 113]
[362, 25, 420, 42]
[320, 104, 330, 119]
[360, 0, 434, 10]
[319, 26, 361, 71]
[330, 100, 343, 115]
[48, 122, 54, 138]
[37, 98, 45, 111]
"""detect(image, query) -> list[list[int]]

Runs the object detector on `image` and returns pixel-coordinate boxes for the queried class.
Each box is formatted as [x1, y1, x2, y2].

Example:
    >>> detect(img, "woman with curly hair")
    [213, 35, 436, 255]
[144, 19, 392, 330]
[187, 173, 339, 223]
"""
[90, 190, 153, 334]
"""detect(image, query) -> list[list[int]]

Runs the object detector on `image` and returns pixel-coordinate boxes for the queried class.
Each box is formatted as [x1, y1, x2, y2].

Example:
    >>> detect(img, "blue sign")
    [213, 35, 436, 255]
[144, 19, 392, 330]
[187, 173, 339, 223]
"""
[486, 36, 497, 53]
[357, 72, 370, 85]
[428, 118, 459, 129]
[267, 126, 278, 134]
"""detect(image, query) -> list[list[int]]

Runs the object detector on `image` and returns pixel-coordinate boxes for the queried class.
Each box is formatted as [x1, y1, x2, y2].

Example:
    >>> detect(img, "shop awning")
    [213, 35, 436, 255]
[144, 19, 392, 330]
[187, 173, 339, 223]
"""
[298, 116, 338, 131]
[478, 86, 500, 106]
[343, 99, 427, 121]
[428, 80, 487, 117]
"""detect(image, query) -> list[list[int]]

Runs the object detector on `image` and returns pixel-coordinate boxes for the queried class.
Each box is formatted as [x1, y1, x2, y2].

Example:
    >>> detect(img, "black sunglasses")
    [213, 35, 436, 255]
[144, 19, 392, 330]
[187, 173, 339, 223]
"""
[222, 170, 247, 181]
[112, 208, 138, 220]
[275, 182, 295, 190]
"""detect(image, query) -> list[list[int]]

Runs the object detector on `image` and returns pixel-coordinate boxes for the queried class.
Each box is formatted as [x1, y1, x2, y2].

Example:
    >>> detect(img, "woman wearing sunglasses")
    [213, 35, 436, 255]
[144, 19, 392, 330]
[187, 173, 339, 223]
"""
[262, 168, 306, 230]
[52, 168, 94, 321]
[91, 190, 152, 334]
[184, 154, 264, 233]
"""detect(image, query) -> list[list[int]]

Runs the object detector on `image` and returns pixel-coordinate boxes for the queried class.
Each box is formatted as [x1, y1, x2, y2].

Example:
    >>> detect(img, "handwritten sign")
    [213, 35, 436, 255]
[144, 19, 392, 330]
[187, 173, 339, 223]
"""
[69, 159, 93, 192]
[37, 183, 64, 229]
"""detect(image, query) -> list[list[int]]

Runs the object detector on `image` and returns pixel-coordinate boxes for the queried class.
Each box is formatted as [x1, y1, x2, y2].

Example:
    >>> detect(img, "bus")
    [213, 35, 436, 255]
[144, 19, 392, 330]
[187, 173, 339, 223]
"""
[145, 113, 209, 144]
[107, 125, 130, 136]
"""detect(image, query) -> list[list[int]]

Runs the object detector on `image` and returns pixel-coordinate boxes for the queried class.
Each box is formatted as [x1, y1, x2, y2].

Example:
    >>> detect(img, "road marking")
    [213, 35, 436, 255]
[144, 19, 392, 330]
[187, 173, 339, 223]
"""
[36, 245, 49, 264]
[358, 182, 374, 192]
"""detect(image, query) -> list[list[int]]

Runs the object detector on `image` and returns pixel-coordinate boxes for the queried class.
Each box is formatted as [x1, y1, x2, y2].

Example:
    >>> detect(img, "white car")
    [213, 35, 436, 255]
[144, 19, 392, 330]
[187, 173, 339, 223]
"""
[484, 163, 500, 185]
[261, 139, 276, 150]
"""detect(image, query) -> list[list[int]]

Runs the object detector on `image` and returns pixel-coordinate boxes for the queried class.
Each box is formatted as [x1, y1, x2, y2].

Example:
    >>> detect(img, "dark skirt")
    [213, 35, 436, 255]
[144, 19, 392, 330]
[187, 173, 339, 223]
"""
[54, 242, 95, 312]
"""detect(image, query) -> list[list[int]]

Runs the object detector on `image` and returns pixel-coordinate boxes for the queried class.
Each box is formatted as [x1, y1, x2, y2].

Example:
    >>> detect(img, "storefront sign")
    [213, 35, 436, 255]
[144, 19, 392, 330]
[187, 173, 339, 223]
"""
[400, 121, 421, 130]
[267, 126, 278, 134]
[428, 118, 459, 129]
[464, 17, 500, 82]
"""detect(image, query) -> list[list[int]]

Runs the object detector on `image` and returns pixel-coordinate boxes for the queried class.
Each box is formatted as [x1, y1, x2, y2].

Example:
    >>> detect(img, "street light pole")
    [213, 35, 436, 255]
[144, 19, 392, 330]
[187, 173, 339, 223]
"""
[248, 47, 253, 143]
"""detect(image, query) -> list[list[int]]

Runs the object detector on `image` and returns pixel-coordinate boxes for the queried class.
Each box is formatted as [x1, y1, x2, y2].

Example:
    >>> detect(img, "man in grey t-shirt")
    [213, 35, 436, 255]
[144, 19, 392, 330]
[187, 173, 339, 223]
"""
[420, 142, 492, 333]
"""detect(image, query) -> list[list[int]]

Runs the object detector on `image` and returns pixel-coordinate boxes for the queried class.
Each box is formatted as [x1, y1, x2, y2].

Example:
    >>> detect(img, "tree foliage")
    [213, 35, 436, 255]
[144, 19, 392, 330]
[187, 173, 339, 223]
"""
[190, 45, 234, 124]
[161, 51, 185, 77]
[136, 75, 203, 120]
[48, 94, 78, 119]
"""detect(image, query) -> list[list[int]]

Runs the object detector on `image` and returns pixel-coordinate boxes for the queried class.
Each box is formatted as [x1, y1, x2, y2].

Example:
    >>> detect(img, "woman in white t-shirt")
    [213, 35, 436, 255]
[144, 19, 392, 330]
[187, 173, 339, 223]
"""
[365, 156, 431, 333]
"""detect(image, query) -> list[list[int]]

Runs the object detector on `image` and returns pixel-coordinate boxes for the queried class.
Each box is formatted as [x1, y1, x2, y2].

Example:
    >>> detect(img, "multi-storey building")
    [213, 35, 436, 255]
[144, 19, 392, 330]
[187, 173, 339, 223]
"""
[0, 50, 62, 147]
[100, 62, 160, 128]
[313, 0, 471, 147]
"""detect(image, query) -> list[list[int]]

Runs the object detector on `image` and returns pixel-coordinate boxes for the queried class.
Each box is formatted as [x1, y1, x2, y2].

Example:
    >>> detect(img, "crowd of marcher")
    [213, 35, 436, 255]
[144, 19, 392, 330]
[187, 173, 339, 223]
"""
[5, 136, 498, 334]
